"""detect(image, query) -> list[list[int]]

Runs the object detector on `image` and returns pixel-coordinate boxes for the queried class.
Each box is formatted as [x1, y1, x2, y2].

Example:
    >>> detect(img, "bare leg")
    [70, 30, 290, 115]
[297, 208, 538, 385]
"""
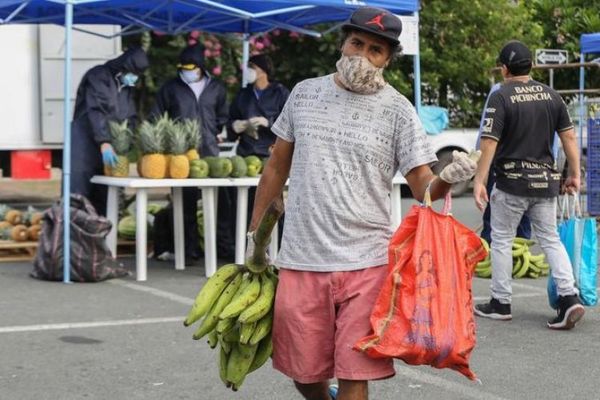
[294, 380, 331, 400]
[338, 379, 368, 400]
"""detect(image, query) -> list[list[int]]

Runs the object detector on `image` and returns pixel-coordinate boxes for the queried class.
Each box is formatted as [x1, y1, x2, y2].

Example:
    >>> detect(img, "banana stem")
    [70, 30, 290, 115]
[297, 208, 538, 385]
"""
[247, 198, 284, 273]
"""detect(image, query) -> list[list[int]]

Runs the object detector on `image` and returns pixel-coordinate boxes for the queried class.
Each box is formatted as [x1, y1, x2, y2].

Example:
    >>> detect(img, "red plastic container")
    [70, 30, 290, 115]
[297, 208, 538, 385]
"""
[10, 150, 51, 179]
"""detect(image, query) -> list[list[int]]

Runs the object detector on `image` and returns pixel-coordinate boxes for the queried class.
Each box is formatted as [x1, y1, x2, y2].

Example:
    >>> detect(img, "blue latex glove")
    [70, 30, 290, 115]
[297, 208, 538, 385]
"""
[101, 144, 118, 168]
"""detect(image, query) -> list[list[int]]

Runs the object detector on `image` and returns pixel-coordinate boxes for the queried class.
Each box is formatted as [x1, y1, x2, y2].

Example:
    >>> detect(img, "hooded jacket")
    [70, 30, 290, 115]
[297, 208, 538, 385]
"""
[151, 74, 228, 157]
[72, 47, 149, 144]
[70, 47, 148, 214]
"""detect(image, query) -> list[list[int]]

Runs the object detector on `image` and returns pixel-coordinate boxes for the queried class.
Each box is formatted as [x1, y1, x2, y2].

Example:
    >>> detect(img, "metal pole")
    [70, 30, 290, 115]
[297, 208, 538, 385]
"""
[579, 53, 585, 155]
[579, 53, 586, 214]
[62, 0, 74, 283]
[413, 11, 421, 114]
[242, 30, 250, 87]
[549, 68, 554, 89]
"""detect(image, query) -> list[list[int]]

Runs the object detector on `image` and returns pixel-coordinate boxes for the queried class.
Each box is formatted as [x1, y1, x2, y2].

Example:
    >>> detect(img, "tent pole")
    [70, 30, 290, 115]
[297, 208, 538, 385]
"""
[242, 30, 250, 87]
[579, 51, 585, 155]
[62, 0, 74, 284]
[413, 11, 421, 114]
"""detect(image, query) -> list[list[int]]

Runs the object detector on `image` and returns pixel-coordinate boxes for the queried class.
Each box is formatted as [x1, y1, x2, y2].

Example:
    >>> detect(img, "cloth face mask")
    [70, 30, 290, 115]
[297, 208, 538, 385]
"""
[335, 55, 386, 95]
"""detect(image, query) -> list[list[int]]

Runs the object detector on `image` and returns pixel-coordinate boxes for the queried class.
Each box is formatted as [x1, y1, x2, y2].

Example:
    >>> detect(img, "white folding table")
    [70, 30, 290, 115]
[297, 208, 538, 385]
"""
[91, 175, 406, 281]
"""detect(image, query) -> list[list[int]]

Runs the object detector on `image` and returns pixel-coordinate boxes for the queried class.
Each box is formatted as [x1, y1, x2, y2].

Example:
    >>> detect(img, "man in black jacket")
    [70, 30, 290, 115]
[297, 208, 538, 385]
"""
[152, 44, 228, 157]
[151, 44, 228, 263]
[217, 54, 290, 258]
[71, 47, 149, 216]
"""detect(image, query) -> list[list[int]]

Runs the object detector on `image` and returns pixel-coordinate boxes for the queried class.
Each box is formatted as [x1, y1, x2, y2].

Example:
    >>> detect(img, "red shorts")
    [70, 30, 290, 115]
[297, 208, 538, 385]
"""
[272, 265, 395, 383]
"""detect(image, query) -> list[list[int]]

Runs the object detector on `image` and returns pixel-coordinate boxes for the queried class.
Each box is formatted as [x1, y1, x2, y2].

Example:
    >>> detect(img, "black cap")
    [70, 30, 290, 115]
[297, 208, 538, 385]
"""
[178, 44, 205, 70]
[341, 7, 401, 47]
[249, 54, 273, 77]
[498, 40, 532, 70]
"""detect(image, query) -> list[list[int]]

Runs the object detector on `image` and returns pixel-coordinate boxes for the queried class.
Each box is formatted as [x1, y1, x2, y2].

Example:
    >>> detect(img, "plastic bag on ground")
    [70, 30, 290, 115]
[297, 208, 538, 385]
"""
[31, 194, 129, 282]
[354, 193, 486, 380]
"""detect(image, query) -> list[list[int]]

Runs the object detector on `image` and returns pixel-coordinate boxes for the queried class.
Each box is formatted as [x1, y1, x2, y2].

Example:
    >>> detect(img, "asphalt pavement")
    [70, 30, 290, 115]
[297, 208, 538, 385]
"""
[1, 197, 599, 400]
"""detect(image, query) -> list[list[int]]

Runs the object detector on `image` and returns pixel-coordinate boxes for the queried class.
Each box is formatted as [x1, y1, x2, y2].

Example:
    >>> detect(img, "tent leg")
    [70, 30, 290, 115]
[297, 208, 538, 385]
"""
[413, 11, 421, 114]
[579, 56, 585, 154]
[62, 0, 74, 284]
[242, 33, 250, 87]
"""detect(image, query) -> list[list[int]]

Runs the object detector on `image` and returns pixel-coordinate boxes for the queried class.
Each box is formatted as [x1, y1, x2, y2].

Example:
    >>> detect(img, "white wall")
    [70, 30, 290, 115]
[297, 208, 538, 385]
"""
[0, 24, 121, 150]
[0, 25, 41, 150]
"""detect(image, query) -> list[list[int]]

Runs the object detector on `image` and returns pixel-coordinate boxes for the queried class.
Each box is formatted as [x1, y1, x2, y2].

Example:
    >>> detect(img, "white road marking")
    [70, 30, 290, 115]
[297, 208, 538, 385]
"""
[108, 279, 194, 305]
[0, 317, 183, 334]
[511, 281, 547, 293]
[394, 364, 512, 400]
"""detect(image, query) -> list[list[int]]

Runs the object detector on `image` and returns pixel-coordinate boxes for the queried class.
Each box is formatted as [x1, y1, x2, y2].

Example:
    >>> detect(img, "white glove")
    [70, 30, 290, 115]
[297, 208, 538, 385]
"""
[245, 231, 271, 264]
[232, 119, 250, 134]
[249, 116, 269, 128]
[439, 150, 481, 184]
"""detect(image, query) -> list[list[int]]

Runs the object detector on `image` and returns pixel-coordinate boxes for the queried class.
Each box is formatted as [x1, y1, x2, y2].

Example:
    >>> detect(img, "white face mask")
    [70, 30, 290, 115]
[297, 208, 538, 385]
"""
[180, 69, 201, 84]
[246, 68, 257, 84]
[335, 55, 386, 94]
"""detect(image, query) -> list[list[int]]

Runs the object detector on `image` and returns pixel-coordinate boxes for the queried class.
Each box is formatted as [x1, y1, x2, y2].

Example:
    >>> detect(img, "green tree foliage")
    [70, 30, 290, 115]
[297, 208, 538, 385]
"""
[525, 0, 600, 95]
[419, 0, 543, 126]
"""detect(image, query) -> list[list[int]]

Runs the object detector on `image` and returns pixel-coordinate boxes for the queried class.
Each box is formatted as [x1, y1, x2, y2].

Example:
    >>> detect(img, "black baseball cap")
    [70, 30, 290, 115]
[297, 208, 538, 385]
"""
[341, 7, 402, 47]
[178, 44, 205, 70]
[497, 40, 532, 70]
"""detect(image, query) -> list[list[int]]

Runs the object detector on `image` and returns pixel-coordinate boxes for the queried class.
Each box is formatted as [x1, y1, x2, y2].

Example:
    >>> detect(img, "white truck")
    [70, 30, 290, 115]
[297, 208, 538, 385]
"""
[0, 24, 121, 179]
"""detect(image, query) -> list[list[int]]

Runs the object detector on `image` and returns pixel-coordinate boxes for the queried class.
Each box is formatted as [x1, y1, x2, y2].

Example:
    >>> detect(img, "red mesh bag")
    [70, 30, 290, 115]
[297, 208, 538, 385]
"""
[354, 193, 487, 380]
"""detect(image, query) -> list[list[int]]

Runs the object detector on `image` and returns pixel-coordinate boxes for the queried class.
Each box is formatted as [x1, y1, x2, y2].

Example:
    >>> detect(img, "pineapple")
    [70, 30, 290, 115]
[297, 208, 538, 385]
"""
[108, 120, 132, 177]
[0, 224, 28, 242]
[0, 204, 22, 225]
[168, 122, 191, 179]
[182, 119, 201, 160]
[139, 120, 168, 179]
[156, 113, 176, 178]
[27, 225, 42, 241]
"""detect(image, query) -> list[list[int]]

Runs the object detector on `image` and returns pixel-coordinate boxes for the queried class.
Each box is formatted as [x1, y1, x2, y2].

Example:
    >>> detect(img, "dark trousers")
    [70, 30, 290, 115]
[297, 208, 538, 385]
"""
[70, 164, 107, 216]
[183, 187, 201, 258]
[481, 170, 531, 243]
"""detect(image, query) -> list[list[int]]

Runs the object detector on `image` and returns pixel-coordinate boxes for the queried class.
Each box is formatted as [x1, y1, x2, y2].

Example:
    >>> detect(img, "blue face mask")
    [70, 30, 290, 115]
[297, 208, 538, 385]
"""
[120, 72, 139, 87]
[180, 69, 201, 84]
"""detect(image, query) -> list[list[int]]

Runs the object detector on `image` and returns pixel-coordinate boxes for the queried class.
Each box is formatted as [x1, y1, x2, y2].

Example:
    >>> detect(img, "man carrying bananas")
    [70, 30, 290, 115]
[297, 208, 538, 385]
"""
[245, 7, 478, 400]
[473, 40, 584, 329]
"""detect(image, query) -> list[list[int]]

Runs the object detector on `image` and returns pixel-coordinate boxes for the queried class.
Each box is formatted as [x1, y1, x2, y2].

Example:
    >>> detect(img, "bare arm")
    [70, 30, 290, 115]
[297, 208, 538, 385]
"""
[248, 138, 294, 230]
[558, 127, 580, 193]
[404, 165, 451, 203]
[473, 138, 497, 187]
[472, 137, 498, 211]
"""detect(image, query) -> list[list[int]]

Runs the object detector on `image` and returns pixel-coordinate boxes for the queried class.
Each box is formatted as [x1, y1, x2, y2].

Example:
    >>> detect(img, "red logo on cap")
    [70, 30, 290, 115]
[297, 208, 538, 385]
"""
[366, 14, 386, 31]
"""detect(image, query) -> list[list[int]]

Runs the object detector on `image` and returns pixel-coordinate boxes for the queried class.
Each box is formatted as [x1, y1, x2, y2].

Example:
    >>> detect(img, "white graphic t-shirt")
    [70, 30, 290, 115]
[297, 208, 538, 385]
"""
[272, 74, 436, 272]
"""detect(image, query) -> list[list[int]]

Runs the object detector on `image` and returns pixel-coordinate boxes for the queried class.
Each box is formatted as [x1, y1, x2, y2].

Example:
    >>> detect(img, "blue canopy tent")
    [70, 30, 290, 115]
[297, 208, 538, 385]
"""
[0, 0, 421, 282]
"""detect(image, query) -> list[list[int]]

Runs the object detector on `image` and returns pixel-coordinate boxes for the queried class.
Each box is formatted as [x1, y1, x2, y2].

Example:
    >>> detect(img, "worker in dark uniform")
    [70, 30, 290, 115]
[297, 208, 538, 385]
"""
[70, 47, 149, 216]
[217, 54, 290, 258]
[151, 44, 228, 263]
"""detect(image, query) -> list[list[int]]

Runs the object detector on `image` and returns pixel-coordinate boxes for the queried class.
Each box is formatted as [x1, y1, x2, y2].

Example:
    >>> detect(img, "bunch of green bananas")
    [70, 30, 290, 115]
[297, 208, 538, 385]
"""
[475, 237, 550, 279]
[183, 263, 278, 391]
